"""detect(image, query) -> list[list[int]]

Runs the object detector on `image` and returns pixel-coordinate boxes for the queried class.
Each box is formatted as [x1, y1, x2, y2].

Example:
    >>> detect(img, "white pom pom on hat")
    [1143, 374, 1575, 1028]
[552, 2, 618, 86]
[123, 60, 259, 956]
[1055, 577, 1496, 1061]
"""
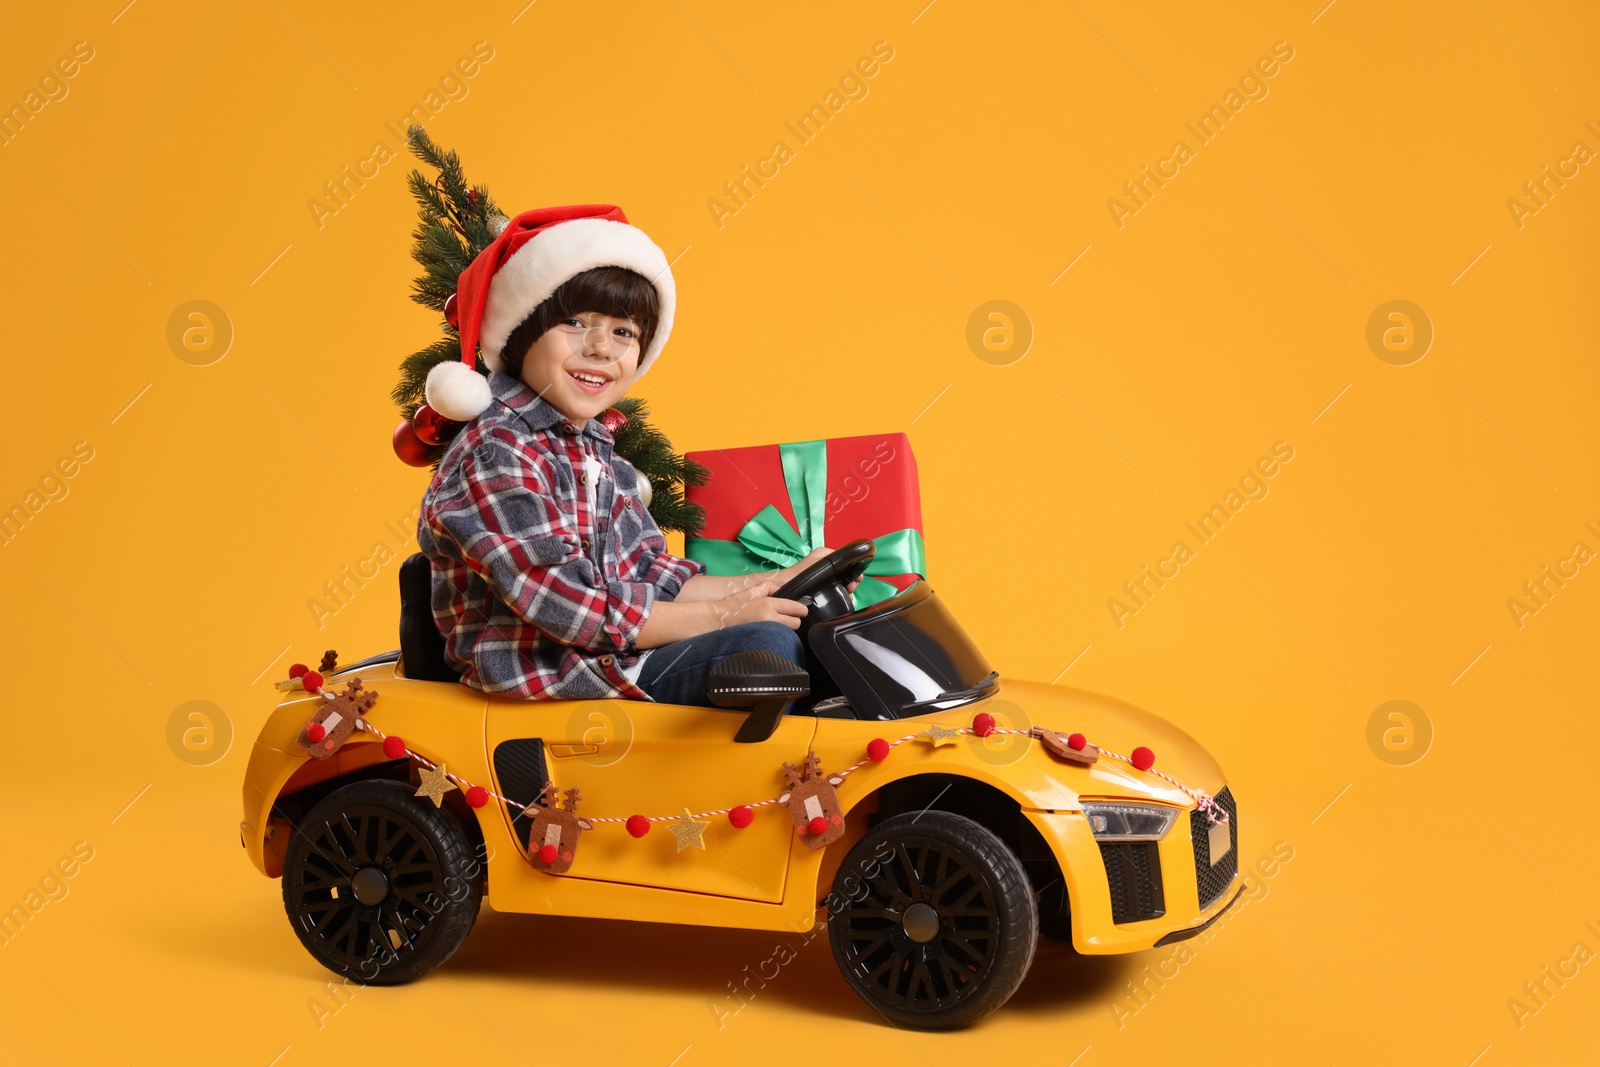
[431, 204, 676, 423]
[425, 359, 494, 422]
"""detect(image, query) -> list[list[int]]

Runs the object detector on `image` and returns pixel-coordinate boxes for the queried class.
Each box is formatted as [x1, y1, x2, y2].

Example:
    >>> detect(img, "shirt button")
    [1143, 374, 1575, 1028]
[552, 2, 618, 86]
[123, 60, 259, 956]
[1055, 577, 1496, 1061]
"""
[624, 498, 634, 510]
[562, 422, 576, 434]
[599, 655, 614, 667]
[580, 538, 590, 552]
[579, 472, 588, 485]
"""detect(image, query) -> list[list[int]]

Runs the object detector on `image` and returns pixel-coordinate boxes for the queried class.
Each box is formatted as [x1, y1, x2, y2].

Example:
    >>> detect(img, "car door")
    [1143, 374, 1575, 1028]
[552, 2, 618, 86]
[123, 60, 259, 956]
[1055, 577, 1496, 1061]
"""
[485, 696, 817, 902]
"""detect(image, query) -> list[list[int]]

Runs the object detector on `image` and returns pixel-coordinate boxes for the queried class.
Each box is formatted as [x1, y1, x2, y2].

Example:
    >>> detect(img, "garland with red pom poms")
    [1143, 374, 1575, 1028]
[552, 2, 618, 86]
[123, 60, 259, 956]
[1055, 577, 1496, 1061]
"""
[279, 656, 1228, 872]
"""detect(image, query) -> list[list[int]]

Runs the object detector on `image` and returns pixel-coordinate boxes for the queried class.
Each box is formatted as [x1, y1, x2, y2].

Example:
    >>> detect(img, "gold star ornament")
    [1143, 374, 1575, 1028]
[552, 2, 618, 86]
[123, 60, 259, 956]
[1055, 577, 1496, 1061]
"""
[414, 762, 457, 807]
[918, 724, 961, 747]
[668, 809, 710, 852]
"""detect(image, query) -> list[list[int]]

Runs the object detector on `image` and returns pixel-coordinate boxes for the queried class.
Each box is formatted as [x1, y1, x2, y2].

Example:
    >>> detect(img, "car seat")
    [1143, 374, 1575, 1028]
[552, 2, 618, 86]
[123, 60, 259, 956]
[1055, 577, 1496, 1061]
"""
[399, 552, 460, 682]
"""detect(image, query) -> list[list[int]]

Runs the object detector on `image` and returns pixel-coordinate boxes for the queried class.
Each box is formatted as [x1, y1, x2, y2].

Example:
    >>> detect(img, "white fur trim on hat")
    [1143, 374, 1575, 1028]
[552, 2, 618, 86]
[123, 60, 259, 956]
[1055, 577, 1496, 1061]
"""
[478, 217, 676, 380]
[425, 359, 494, 422]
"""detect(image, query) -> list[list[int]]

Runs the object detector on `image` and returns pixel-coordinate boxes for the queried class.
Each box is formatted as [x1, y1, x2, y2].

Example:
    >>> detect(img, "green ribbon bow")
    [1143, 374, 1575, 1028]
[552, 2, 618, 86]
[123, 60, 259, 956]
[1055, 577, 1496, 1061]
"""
[686, 439, 925, 609]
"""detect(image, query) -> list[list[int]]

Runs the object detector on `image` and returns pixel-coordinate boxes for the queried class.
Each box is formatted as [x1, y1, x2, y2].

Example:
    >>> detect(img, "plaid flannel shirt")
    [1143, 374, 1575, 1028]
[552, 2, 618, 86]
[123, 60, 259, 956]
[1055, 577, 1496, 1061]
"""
[417, 370, 705, 700]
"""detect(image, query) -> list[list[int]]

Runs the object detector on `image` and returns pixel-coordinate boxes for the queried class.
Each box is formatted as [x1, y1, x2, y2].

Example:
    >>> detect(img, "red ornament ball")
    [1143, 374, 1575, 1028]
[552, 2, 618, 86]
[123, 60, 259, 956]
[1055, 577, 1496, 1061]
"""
[301, 670, 324, 694]
[465, 785, 489, 808]
[538, 844, 559, 864]
[626, 815, 650, 838]
[597, 407, 629, 434]
[867, 738, 891, 762]
[808, 816, 828, 836]
[1131, 746, 1156, 771]
[288, 663, 308, 679]
[382, 735, 407, 760]
[972, 712, 996, 737]
[443, 292, 459, 327]
[1067, 732, 1087, 751]
[411, 403, 455, 446]
[306, 722, 326, 742]
[728, 805, 754, 829]
[393, 419, 433, 467]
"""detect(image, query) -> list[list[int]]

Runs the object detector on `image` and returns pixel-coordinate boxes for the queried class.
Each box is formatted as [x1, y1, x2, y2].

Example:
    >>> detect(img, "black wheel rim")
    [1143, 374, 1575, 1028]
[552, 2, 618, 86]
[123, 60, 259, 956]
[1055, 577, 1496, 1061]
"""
[836, 834, 1000, 1013]
[286, 802, 447, 974]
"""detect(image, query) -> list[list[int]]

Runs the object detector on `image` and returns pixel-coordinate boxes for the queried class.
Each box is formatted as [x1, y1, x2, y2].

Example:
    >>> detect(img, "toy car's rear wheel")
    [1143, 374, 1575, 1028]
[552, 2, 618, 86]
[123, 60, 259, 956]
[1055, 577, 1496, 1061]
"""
[281, 779, 483, 985]
[827, 811, 1038, 1030]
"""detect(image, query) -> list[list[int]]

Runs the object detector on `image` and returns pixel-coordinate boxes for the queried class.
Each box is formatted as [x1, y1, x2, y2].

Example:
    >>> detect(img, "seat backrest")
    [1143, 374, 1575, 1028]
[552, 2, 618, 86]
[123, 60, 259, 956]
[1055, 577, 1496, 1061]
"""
[399, 552, 460, 682]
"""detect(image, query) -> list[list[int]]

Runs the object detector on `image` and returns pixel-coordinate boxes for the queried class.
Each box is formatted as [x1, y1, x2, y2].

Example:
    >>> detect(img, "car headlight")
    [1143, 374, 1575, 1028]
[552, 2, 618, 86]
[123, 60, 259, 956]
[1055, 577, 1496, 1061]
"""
[1081, 802, 1179, 841]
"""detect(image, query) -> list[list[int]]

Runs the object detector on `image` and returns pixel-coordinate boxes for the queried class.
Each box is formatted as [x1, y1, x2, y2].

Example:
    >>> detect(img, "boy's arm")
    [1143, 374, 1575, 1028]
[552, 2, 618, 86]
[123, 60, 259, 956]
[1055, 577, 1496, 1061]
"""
[429, 438, 664, 655]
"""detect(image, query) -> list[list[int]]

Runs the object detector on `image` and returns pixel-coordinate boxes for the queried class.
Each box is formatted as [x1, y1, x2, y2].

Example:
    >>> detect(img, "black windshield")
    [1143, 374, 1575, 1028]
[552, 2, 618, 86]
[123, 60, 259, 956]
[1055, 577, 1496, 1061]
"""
[807, 582, 995, 720]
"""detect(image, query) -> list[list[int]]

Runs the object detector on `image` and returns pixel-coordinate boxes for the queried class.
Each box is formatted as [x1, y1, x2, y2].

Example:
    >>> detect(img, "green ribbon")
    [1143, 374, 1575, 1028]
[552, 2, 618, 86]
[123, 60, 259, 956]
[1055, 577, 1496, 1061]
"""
[686, 439, 925, 608]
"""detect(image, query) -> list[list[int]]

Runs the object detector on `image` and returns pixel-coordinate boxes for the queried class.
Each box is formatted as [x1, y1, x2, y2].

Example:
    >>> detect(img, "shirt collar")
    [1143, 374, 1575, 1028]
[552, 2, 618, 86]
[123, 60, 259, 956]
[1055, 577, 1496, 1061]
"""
[488, 371, 614, 445]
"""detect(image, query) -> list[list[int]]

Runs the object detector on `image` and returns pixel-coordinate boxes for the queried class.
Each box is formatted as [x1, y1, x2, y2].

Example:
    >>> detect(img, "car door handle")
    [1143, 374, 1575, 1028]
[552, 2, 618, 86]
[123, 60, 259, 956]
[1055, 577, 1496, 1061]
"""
[549, 743, 600, 758]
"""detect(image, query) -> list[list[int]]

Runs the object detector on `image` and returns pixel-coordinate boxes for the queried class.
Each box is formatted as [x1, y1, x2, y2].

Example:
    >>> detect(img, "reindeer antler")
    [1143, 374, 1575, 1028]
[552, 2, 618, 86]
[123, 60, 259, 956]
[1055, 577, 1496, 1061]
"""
[562, 787, 581, 814]
[800, 751, 825, 782]
[780, 762, 803, 790]
[537, 781, 560, 810]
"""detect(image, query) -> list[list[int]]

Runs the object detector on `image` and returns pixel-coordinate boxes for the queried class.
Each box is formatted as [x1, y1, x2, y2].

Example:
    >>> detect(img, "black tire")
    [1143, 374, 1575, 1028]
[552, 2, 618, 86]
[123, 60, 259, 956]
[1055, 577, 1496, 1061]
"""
[827, 811, 1038, 1030]
[281, 779, 484, 985]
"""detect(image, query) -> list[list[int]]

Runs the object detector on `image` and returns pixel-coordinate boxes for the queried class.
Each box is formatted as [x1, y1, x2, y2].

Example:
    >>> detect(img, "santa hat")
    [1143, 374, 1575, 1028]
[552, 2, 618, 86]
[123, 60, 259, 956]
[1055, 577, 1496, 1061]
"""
[425, 204, 676, 422]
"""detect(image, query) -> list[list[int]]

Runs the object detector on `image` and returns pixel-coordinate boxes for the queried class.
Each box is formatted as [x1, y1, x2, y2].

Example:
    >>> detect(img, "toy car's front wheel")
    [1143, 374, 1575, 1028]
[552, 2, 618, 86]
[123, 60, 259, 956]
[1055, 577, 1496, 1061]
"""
[281, 779, 483, 985]
[827, 812, 1038, 1029]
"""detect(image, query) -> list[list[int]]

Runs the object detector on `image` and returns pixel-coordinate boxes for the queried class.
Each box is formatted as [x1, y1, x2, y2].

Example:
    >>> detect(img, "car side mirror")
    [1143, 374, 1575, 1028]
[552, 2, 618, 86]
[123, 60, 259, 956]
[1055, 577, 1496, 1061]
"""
[706, 650, 810, 743]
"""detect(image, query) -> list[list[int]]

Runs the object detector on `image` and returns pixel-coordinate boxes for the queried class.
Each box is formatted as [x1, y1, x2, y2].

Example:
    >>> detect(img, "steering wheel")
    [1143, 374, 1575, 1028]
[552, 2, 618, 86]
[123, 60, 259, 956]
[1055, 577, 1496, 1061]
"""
[774, 539, 875, 603]
[772, 540, 875, 647]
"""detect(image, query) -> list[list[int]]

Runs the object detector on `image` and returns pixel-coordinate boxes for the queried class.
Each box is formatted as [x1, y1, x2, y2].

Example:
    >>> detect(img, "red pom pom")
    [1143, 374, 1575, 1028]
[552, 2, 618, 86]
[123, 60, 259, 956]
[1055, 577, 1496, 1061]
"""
[1067, 732, 1087, 751]
[465, 785, 489, 808]
[306, 722, 326, 742]
[1131, 746, 1155, 771]
[537, 844, 558, 864]
[301, 670, 323, 694]
[972, 712, 996, 737]
[382, 735, 407, 760]
[728, 805, 753, 828]
[808, 816, 828, 836]
[867, 738, 890, 762]
[626, 815, 650, 838]
[288, 663, 308, 679]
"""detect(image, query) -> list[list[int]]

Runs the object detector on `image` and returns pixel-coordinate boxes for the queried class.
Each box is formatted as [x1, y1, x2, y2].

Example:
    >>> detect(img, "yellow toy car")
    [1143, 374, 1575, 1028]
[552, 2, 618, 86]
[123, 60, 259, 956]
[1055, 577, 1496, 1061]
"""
[242, 541, 1242, 1030]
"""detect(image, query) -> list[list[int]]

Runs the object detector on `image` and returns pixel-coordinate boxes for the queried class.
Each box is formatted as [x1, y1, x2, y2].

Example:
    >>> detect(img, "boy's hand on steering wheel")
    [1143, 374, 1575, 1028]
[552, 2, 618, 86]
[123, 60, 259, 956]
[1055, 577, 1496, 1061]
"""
[711, 579, 808, 631]
[780, 546, 862, 594]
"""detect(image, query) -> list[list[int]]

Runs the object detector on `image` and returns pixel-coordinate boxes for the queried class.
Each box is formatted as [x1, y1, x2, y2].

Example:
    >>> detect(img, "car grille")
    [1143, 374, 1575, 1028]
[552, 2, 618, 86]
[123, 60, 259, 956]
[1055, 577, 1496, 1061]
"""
[1191, 786, 1238, 909]
[1099, 841, 1165, 924]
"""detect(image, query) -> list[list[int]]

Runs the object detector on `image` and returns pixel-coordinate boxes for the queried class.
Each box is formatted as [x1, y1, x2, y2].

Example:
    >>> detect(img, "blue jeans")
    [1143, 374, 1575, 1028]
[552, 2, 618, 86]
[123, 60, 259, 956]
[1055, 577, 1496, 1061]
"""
[635, 621, 804, 707]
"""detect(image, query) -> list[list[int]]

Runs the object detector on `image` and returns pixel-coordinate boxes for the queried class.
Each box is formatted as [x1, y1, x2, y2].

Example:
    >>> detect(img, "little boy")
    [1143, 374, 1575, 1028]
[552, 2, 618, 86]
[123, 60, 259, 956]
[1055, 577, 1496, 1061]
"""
[416, 205, 851, 705]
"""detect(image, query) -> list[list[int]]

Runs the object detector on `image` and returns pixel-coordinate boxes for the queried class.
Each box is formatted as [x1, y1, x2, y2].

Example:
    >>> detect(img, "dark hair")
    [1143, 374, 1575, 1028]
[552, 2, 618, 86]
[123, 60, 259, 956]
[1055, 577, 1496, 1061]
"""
[498, 265, 661, 379]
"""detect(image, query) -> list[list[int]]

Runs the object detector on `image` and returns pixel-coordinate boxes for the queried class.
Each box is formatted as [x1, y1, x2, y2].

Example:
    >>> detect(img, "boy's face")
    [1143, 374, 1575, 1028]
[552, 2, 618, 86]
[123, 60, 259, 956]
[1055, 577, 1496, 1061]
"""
[518, 311, 642, 423]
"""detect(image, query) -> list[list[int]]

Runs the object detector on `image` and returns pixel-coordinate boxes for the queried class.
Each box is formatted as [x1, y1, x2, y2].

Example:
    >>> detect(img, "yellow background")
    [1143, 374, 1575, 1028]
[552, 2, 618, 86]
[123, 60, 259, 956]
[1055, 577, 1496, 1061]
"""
[3, 1, 1597, 1063]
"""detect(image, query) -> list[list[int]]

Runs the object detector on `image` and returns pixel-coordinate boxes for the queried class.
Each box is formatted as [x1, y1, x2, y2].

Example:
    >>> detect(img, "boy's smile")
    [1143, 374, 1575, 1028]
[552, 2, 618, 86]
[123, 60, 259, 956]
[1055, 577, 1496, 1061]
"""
[518, 311, 641, 424]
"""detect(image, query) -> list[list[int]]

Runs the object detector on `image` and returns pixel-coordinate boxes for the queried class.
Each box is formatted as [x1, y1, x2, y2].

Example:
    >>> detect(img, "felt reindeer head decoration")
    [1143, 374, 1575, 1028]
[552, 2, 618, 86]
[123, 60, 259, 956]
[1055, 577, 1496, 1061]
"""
[779, 750, 846, 850]
[526, 783, 593, 874]
[295, 679, 379, 759]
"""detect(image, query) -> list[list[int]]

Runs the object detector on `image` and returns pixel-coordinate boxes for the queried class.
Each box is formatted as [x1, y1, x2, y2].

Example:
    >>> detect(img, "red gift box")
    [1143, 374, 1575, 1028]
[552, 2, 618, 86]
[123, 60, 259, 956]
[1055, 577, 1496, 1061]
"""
[684, 433, 925, 607]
